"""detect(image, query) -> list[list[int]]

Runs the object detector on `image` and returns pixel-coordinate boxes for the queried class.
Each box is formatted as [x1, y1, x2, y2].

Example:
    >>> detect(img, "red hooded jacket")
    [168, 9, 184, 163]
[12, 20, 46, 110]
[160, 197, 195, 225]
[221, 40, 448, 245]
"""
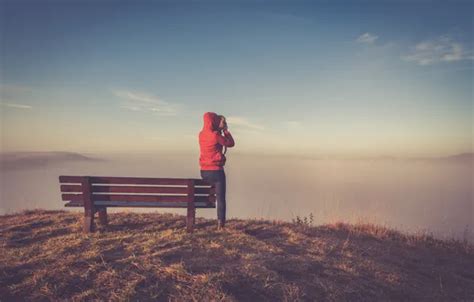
[199, 112, 235, 170]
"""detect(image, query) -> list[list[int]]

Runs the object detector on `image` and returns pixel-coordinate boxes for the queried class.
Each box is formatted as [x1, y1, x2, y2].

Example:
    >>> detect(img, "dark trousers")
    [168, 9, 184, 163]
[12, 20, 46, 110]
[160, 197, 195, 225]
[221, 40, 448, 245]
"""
[200, 169, 226, 223]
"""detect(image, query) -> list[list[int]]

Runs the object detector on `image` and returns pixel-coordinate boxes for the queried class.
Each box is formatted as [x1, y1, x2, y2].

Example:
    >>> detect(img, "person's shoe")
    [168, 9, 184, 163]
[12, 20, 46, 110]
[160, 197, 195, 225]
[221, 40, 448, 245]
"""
[217, 220, 225, 231]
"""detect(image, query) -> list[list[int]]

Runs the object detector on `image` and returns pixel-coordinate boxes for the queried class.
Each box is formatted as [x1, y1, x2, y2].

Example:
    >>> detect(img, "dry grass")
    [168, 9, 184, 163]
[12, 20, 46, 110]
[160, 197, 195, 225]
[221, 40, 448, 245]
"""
[1, 209, 473, 301]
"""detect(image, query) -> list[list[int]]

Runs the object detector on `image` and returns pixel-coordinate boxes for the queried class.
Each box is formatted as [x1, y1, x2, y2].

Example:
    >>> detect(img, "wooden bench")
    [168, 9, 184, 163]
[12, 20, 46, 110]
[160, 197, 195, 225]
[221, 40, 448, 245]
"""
[58, 175, 216, 233]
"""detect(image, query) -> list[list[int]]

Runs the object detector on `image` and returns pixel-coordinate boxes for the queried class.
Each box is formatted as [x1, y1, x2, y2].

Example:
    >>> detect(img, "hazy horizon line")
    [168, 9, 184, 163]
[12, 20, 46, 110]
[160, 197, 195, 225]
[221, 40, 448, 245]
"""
[1, 149, 473, 161]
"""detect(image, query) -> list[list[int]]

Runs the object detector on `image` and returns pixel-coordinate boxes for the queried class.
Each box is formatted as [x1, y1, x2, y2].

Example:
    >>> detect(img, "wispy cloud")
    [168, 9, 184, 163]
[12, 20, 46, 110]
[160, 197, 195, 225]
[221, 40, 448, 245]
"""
[402, 35, 474, 65]
[0, 84, 34, 110]
[356, 32, 378, 44]
[113, 89, 182, 116]
[226, 116, 264, 131]
[0, 102, 33, 109]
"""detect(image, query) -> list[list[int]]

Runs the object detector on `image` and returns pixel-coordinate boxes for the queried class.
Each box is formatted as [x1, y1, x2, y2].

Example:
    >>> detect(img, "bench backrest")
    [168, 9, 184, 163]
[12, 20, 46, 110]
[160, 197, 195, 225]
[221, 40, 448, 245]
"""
[59, 175, 216, 208]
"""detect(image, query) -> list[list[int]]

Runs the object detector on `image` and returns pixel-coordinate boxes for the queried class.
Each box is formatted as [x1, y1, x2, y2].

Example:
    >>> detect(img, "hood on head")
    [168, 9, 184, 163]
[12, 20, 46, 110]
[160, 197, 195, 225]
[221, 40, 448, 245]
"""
[202, 112, 221, 131]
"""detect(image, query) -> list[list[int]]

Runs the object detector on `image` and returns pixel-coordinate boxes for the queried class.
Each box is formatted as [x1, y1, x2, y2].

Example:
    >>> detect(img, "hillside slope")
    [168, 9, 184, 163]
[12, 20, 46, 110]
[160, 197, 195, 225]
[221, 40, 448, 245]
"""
[1, 209, 473, 301]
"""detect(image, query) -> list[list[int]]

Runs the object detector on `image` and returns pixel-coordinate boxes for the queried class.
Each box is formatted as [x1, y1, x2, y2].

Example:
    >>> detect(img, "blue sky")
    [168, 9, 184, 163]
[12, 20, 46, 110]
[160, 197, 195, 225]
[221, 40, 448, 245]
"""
[1, 0, 472, 156]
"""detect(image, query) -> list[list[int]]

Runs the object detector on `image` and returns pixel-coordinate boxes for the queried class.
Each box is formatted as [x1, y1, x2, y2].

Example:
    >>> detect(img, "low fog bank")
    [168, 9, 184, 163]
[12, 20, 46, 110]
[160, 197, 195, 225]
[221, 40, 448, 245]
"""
[0, 151, 105, 171]
[0, 151, 472, 242]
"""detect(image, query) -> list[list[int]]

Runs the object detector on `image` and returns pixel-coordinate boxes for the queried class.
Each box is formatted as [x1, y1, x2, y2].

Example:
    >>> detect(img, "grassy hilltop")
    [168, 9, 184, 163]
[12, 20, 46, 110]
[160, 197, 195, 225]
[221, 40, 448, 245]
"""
[1, 209, 473, 301]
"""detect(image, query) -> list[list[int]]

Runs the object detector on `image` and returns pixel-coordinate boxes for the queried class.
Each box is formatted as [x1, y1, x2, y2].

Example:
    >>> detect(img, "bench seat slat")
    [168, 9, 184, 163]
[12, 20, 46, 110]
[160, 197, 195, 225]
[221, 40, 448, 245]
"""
[60, 184, 215, 195]
[59, 175, 212, 186]
[91, 186, 215, 194]
[64, 201, 215, 208]
[62, 193, 215, 203]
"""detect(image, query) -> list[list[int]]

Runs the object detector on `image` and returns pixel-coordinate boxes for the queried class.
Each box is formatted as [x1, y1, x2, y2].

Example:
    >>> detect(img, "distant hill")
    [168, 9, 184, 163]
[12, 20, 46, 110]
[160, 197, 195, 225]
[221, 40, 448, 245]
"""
[436, 152, 474, 162]
[1, 209, 473, 301]
[233, 152, 474, 163]
[0, 151, 105, 171]
[404, 152, 474, 164]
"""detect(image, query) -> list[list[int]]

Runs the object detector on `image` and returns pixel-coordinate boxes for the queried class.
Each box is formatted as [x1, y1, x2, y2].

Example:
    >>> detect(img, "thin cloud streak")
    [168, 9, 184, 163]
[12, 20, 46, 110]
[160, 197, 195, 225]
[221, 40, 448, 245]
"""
[0, 102, 33, 109]
[402, 35, 474, 65]
[356, 32, 378, 44]
[113, 89, 182, 116]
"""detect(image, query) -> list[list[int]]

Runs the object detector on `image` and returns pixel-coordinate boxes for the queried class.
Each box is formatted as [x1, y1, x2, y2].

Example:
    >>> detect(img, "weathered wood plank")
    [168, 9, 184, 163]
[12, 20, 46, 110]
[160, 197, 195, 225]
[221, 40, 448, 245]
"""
[94, 194, 209, 203]
[62, 193, 83, 201]
[62, 193, 215, 203]
[59, 176, 86, 183]
[59, 175, 212, 186]
[82, 177, 95, 233]
[92, 185, 215, 194]
[60, 184, 83, 192]
[61, 184, 215, 195]
[65, 201, 215, 208]
[187, 179, 196, 232]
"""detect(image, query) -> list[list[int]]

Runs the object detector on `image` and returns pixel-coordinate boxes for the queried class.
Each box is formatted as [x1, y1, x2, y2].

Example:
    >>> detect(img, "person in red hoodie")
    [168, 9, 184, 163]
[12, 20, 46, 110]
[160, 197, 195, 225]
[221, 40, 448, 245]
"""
[199, 112, 235, 230]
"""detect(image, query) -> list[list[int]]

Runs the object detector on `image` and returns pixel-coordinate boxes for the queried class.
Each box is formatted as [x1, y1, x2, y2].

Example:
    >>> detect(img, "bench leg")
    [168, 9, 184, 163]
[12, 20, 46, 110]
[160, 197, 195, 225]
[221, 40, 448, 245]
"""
[98, 207, 108, 226]
[187, 206, 195, 233]
[83, 211, 95, 233]
[81, 176, 95, 233]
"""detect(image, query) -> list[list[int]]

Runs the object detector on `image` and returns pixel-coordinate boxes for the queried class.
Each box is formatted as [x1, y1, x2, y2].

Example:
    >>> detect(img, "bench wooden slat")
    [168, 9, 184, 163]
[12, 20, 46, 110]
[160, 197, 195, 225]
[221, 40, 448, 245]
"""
[65, 201, 215, 208]
[60, 184, 215, 195]
[59, 175, 212, 186]
[91, 185, 215, 194]
[61, 193, 215, 203]
[62, 193, 83, 201]
[60, 184, 82, 192]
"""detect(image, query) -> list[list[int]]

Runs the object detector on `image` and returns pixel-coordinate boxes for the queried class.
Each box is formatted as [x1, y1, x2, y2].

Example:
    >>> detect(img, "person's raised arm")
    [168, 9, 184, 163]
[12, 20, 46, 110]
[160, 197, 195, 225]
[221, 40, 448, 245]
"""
[216, 129, 235, 147]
